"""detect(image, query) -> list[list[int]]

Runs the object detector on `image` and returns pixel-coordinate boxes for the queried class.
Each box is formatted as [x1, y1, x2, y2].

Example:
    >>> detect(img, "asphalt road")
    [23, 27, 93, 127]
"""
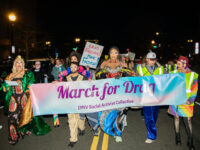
[0, 105, 200, 150]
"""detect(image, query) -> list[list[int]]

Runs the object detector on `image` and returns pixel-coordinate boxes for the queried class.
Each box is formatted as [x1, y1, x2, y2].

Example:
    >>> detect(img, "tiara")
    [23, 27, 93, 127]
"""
[14, 55, 24, 61]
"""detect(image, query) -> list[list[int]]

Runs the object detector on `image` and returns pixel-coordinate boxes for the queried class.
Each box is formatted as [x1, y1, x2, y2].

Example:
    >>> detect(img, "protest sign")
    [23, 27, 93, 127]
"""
[80, 42, 104, 69]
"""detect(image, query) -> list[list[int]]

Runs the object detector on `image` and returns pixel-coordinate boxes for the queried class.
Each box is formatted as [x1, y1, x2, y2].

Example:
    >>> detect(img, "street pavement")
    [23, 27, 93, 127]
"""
[0, 106, 200, 150]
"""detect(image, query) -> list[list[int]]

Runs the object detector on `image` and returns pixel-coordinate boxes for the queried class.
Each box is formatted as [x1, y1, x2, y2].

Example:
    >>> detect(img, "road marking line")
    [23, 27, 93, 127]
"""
[101, 133, 109, 150]
[90, 129, 101, 150]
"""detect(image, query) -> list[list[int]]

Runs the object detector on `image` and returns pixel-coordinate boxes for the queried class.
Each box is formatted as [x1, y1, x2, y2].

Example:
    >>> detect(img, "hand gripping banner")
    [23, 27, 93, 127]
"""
[30, 73, 187, 116]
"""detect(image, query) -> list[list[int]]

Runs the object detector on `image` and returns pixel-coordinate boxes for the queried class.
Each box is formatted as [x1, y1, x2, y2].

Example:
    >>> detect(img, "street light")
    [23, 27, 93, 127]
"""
[75, 38, 80, 43]
[45, 41, 51, 46]
[151, 40, 155, 44]
[187, 39, 193, 43]
[8, 12, 17, 57]
[8, 13, 16, 22]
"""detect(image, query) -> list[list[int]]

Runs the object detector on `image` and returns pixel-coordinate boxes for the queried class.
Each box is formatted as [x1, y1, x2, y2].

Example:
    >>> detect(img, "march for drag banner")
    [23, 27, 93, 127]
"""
[30, 73, 187, 116]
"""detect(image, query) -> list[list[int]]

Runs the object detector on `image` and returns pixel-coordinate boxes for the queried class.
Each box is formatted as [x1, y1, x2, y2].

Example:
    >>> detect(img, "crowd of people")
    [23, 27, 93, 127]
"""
[0, 46, 199, 150]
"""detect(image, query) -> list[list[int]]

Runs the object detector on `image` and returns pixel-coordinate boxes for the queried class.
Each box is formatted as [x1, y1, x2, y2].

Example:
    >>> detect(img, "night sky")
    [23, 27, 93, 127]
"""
[36, 1, 200, 56]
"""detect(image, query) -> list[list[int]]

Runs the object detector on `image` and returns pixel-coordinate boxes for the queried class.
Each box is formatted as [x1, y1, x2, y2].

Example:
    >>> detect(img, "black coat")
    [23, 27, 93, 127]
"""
[33, 69, 44, 83]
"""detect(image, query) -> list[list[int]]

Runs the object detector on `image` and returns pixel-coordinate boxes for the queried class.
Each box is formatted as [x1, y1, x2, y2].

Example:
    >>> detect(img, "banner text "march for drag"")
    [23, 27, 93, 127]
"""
[57, 81, 155, 101]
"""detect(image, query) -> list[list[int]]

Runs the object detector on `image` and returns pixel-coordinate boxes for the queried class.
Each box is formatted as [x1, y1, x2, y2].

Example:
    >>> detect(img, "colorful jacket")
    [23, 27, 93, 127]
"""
[172, 69, 198, 106]
[59, 65, 92, 81]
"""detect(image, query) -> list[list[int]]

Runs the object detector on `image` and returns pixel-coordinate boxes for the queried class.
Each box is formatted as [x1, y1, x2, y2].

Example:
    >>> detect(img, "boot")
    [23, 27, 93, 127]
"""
[79, 129, 85, 136]
[188, 137, 195, 150]
[175, 133, 181, 145]
[68, 141, 77, 148]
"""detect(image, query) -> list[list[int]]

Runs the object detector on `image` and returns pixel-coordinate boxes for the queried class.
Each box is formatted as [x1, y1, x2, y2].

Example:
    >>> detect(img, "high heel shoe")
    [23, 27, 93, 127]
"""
[54, 124, 60, 128]
[175, 133, 181, 145]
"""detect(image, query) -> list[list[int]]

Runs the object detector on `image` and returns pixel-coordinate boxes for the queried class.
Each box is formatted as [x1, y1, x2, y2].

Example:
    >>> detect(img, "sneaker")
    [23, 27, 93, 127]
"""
[145, 138, 154, 144]
[94, 132, 99, 136]
[115, 136, 122, 142]
[68, 142, 77, 148]
[0, 106, 4, 109]
[0, 125, 2, 129]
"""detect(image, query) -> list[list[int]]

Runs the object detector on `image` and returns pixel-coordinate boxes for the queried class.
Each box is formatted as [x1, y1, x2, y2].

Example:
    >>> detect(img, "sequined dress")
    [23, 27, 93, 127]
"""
[8, 78, 27, 143]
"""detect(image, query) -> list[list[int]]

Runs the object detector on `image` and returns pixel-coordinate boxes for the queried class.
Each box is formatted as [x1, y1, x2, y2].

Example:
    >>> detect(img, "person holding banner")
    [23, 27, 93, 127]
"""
[61, 62, 98, 148]
[97, 46, 135, 79]
[96, 46, 135, 142]
[54, 51, 92, 128]
[120, 51, 135, 70]
[136, 51, 164, 144]
[51, 58, 66, 81]
[1, 55, 51, 145]
[164, 60, 177, 73]
[59, 51, 92, 81]
[51, 58, 65, 127]
[168, 56, 198, 150]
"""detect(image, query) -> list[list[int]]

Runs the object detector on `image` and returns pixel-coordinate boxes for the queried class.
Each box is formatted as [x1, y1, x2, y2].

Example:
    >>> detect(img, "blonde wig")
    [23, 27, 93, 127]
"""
[12, 55, 25, 73]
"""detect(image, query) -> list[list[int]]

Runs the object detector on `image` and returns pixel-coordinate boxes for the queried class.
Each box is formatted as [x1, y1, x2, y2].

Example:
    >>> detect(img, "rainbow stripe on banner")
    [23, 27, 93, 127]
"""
[30, 73, 187, 116]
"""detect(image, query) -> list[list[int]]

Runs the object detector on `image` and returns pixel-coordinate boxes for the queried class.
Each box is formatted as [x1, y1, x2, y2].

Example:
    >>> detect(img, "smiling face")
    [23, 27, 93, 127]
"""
[110, 48, 119, 60]
[15, 60, 24, 72]
[70, 63, 79, 73]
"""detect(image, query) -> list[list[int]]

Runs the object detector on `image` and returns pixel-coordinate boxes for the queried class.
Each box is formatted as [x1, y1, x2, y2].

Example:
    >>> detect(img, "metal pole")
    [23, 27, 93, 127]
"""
[10, 23, 14, 58]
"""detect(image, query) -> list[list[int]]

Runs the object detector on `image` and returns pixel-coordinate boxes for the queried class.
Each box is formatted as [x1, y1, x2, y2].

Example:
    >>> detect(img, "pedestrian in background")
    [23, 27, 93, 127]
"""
[51, 58, 65, 127]
[32, 61, 44, 83]
[51, 58, 65, 81]
[47, 57, 55, 83]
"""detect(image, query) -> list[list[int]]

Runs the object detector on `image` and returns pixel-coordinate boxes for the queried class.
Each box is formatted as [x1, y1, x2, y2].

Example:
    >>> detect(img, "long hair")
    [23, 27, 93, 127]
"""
[108, 46, 121, 60]
[12, 55, 25, 73]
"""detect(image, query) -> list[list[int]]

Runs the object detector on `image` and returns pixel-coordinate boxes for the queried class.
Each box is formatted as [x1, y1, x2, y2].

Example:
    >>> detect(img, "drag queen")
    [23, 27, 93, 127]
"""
[2, 55, 51, 145]
[168, 56, 198, 150]
[96, 46, 135, 142]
